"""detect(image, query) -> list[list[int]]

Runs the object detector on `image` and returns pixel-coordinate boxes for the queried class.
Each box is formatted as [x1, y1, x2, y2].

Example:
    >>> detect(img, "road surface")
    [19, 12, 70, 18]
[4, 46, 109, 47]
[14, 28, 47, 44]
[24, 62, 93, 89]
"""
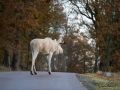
[0, 72, 88, 90]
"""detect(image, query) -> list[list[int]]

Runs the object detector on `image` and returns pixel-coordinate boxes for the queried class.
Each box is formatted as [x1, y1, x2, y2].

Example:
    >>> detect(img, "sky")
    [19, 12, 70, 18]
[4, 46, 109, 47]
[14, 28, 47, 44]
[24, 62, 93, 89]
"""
[61, 0, 95, 46]
[61, 0, 92, 33]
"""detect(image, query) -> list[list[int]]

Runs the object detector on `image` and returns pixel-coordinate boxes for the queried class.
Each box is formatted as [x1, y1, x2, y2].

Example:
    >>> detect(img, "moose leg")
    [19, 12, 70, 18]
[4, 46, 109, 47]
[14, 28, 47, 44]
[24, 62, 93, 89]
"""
[47, 52, 53, 75]
[31, 51, 38, 75]
[31, 60, 35, 75]
[33, 64, 37, 75]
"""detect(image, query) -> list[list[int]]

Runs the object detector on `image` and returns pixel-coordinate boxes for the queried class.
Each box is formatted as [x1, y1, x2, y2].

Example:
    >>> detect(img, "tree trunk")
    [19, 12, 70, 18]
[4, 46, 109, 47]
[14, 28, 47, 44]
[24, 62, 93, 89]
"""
[12, 47, 20, 71]
[94, 54, 98, 72]
[83, 58, 86, 73]
[26, 44, 30, 70]
[2, 47, 10, 67]
[106, 35, 111, 70]
[12, 39, 20, 71]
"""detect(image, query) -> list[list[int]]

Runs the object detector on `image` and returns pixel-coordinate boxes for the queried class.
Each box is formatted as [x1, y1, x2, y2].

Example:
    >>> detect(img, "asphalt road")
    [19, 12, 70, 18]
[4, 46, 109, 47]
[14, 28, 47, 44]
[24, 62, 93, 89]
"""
[0, 72, 88, 90]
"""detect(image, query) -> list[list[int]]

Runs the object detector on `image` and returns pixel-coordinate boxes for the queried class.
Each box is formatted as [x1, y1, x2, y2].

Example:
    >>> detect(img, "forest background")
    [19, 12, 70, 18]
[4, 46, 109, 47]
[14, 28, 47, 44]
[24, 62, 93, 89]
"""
[0, 0, 120, 74]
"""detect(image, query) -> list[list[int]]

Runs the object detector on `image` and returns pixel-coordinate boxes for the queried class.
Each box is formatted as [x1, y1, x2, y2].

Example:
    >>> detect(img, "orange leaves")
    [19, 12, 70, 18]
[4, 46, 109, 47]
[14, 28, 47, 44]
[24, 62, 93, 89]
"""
[26, 19, 40, 29]
[96, 0, 120, 71]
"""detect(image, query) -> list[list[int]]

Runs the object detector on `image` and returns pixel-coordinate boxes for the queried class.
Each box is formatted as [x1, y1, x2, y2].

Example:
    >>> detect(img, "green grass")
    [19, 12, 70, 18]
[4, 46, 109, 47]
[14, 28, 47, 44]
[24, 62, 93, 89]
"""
[76, 74, 120, 90]
[0, 66, 10, 71]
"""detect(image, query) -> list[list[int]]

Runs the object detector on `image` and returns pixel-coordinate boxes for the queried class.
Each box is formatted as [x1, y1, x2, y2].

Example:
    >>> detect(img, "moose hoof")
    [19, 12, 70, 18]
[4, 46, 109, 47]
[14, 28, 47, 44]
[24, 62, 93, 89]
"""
[30, 71, 34, 75]
[48, 72, 52, 75]
[34, 72, 37, 75]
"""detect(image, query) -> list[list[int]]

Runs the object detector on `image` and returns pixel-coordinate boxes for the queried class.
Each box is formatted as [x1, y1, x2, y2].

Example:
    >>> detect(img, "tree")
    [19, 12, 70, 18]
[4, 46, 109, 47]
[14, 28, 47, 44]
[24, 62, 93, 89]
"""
[68, 0, 120, 72]
[68, 0, 101, 72]
[0, 0, 67, 70]
[97, 0, 120, 72]
[0, 0, 43, 70]
[63, 30, 94, 73]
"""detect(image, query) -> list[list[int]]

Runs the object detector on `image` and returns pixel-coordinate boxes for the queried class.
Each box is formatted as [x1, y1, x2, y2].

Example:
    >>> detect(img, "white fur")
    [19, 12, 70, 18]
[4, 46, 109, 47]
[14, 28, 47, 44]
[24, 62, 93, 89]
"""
[30, 37, 63, 75]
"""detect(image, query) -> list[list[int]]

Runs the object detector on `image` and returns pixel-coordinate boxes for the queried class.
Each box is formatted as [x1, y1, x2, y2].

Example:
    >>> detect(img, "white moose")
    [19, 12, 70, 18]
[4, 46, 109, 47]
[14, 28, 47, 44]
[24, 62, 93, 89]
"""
[30, 37, 63, 75]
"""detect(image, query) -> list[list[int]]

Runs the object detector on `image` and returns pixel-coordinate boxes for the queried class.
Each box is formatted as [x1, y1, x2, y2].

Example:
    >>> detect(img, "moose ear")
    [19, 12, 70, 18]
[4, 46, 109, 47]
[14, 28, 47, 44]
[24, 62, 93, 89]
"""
[59, 40, 67, 45]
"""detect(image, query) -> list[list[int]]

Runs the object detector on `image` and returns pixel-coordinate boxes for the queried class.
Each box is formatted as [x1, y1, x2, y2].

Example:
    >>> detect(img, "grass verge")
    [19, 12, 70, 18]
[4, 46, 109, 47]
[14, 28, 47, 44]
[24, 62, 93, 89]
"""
[0, 66, 10, 71]
[76, 74, 120, 90]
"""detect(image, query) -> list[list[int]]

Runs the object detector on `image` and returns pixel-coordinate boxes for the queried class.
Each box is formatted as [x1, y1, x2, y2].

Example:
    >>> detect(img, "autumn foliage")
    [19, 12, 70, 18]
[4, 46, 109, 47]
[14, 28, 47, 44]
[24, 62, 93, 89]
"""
[0, 0, 67, 70]
[69, 0, 120, 72]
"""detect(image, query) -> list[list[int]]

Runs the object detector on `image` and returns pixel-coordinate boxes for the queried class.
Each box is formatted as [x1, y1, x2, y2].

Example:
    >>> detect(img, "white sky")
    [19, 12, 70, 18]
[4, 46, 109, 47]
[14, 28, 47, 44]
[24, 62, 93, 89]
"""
[62, 1, 92, 33]
[61, 0, 95, 46]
